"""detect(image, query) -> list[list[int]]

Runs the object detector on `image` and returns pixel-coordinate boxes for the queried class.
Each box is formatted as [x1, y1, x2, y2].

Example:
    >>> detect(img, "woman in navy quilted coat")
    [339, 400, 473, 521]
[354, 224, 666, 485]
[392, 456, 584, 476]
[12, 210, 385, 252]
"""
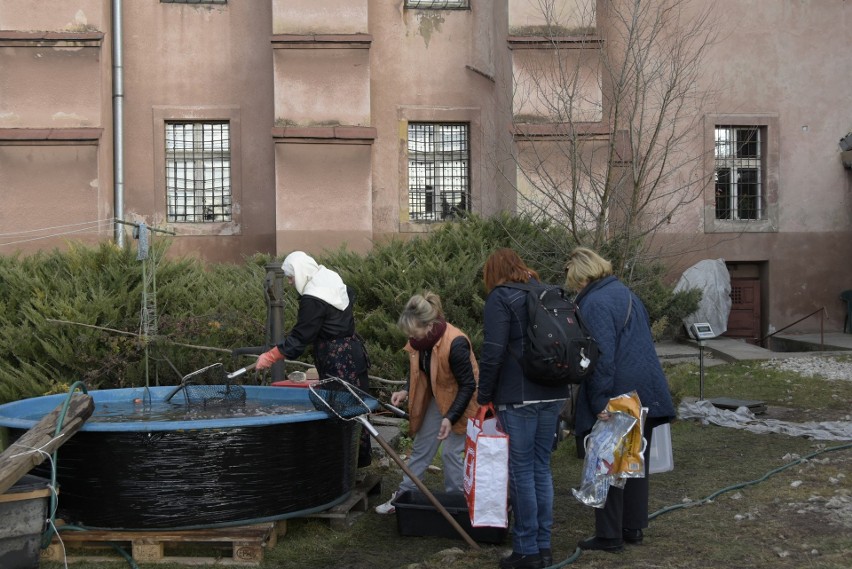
[565, 247, 676, 553]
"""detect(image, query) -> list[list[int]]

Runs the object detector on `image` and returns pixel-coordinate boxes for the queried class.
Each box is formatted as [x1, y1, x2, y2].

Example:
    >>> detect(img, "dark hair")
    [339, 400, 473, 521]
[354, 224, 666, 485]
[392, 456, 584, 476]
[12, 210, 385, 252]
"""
[483, 248, 540, 292]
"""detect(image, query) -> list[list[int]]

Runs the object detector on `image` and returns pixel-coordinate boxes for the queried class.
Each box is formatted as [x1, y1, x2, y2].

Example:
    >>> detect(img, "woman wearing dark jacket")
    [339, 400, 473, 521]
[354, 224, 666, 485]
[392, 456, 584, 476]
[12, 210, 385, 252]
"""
[478, 248, 570, 569]
[256, 251, 372, 466]
[565, 247, 676, 553]
[375, 292, 479, 514]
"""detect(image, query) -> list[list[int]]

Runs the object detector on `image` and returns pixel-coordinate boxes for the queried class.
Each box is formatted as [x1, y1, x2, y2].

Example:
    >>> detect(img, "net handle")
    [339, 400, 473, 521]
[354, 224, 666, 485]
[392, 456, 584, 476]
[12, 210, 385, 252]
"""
[353, 413, 479, 548]
[227, 362, 257, 380]
[308, 377, 479, 549]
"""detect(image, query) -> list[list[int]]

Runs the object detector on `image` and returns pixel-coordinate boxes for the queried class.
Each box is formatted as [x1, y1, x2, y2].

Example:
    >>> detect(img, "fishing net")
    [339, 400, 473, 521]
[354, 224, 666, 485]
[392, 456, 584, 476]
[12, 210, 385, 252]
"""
[167, 363, 247, 409]
[308, 378, 373, 421]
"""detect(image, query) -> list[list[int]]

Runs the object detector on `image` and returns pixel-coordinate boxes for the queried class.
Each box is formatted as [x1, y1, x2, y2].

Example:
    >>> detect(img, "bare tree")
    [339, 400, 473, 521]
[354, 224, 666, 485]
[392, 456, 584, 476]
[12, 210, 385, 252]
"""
[507, 0, 720, 277]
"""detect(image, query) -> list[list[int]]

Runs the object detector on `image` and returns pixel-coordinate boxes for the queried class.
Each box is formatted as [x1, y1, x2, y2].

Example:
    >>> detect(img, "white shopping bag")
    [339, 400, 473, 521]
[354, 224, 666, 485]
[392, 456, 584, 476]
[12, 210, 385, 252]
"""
[463, 404, 509, 528]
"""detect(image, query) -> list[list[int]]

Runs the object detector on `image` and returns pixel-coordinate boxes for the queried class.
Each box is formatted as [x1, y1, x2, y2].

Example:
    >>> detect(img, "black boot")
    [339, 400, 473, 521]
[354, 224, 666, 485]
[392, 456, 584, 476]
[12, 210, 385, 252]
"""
[577, 536, 624, 553]
[499, 552, 544, 569]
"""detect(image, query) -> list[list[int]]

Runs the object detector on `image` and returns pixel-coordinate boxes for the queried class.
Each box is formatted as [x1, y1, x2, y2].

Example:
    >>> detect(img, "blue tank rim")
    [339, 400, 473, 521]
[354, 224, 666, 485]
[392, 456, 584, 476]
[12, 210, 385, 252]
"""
[0, 385, 378, 432]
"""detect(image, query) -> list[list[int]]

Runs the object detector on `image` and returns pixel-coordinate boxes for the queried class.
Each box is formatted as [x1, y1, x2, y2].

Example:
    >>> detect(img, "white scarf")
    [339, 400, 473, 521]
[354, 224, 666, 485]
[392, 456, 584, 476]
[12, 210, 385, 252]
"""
[281, 251, 350, 311]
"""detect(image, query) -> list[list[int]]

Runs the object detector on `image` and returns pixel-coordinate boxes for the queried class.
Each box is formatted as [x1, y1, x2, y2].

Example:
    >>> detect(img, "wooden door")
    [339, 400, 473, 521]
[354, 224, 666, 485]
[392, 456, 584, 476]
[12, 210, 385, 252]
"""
[727, 278, 761, 343]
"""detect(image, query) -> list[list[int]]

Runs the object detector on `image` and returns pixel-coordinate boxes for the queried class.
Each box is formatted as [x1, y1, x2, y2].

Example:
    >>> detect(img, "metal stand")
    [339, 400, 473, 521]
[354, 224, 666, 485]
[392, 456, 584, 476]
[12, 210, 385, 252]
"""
[689, 323, 714, 401]
[264, 263, 288, 382]
[230, 263, 289, 383]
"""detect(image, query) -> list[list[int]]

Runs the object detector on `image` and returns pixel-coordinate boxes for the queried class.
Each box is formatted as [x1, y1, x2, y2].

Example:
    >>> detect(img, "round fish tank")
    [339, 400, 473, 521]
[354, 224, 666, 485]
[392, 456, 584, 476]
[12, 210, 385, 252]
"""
[0, 385, 376, 530]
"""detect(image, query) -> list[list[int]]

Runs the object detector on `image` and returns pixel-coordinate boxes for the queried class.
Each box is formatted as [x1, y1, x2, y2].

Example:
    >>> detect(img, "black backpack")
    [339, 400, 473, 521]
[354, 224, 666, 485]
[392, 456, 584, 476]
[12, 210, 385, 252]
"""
[500, 282, 600, 387]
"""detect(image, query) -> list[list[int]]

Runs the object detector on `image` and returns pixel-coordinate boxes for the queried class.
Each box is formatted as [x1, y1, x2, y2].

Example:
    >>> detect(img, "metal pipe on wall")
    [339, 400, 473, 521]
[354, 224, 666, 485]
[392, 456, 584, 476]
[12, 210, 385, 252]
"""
[112, 0, 125, 246]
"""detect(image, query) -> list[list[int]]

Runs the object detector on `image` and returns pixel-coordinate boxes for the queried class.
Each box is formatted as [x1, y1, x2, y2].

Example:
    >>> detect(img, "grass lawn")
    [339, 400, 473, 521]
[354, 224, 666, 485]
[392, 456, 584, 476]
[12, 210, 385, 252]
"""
[39, 359, 852, 569]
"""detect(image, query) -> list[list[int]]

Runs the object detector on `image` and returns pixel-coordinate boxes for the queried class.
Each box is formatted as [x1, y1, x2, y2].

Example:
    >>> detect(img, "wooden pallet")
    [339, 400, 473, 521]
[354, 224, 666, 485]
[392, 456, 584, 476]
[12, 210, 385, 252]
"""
[41, 522, 279, 566]
[306, 473, 382, 530]
[39, 477, 377, 564]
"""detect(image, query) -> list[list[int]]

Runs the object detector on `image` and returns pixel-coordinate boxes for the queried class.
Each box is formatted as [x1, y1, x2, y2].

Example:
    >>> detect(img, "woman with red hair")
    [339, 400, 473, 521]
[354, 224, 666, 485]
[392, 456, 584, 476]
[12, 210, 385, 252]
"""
[478, 248, 570, 569]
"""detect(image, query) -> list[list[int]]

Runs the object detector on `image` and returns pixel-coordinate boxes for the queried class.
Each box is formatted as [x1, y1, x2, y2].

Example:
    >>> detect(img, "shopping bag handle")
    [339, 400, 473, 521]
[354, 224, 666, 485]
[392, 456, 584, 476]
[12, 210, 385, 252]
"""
[475, 402, 496, 422]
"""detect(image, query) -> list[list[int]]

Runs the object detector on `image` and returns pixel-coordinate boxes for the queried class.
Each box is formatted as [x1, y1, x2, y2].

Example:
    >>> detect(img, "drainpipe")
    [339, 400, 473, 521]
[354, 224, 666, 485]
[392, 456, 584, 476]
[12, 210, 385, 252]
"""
[112, 0, 125, 246]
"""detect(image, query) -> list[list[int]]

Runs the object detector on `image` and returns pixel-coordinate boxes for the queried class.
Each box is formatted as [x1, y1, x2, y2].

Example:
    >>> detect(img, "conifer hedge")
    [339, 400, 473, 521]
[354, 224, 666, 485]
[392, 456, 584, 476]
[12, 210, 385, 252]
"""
[0, 214, 699, 404]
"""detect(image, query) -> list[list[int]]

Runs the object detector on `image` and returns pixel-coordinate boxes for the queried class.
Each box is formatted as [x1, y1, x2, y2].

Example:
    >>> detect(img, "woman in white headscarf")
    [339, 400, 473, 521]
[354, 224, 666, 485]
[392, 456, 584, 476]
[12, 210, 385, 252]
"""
[256, 251, 372, 466]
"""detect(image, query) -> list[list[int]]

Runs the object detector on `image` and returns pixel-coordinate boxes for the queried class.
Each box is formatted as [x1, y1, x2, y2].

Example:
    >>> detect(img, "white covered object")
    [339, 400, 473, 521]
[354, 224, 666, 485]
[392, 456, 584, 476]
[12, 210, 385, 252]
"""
[674, 259, 731, 338]
[678, 400, 852, 441]
[648, 423, 674, 474]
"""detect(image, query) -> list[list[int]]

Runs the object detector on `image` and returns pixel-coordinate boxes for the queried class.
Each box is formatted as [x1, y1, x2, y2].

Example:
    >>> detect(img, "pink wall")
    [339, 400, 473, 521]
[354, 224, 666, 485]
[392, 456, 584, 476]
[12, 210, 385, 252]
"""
[1, 0, 849, 333]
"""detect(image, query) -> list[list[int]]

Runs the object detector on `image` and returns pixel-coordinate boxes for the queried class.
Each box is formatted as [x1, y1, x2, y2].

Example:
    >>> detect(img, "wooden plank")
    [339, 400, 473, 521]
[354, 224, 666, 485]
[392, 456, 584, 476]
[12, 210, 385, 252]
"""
[51, 525, 272, 543]
[266, 520, 287, 548]
[307, 473, 381, 530]
[40, 522, 275, 566]
[0, 393, 94, 495]
[0, 487, 52, 503]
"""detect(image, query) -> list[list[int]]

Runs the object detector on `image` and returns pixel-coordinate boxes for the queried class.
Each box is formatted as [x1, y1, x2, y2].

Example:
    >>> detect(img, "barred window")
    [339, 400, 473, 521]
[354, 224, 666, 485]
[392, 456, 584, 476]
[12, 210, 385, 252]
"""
[408, 123, 470, 222]
[405, 0, 470, 9]
[165, 122, 232, 223]
[715, 126, 763, 220]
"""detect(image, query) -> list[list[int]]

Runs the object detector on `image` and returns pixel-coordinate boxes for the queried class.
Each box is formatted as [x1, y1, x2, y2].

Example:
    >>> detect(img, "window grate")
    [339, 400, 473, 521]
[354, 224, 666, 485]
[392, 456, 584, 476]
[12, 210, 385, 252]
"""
[405, 0, 470, 9]
[408, 123, 470, 222]
[730, 287, 743, 304]
[165, 122, 232, 223]
[714, 126, 764, 221]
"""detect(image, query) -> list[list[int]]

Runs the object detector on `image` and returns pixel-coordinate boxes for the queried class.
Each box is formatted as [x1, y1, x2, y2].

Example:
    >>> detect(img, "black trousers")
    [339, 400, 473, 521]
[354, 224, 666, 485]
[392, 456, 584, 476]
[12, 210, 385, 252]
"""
[315, 335, 373, 467]
[595, 416, 668, 538]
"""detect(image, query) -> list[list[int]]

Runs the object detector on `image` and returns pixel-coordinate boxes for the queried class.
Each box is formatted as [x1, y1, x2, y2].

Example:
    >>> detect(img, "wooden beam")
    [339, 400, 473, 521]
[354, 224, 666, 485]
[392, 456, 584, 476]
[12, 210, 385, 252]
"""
[0, 393, 94, 495]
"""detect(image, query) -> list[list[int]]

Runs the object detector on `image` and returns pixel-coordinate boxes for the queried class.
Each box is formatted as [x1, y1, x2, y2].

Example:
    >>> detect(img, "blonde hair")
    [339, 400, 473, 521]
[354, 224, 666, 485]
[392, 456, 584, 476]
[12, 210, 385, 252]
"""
[564, 247, 613, 291]
[398, 292, 445, 336]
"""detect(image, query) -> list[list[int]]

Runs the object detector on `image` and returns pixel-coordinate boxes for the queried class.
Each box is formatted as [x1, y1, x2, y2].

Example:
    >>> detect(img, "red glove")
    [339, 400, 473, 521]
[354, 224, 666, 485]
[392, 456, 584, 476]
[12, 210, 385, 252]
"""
[256, 347, 285, 370]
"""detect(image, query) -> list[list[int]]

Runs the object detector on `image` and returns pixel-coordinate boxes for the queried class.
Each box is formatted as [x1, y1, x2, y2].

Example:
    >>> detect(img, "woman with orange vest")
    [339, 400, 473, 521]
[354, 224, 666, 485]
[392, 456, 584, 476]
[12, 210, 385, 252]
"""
[375, 292, 479, 514]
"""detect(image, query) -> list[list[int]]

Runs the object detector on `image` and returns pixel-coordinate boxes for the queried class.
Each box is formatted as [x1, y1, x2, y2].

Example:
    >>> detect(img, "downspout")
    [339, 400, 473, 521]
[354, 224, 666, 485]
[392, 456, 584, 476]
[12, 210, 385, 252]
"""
[112, 0, 125, 246]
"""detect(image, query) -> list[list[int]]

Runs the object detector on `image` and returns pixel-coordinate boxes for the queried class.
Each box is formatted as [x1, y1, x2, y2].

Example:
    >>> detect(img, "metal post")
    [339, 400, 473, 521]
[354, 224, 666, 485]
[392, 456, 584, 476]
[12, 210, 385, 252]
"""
[698, 341, 705, 400]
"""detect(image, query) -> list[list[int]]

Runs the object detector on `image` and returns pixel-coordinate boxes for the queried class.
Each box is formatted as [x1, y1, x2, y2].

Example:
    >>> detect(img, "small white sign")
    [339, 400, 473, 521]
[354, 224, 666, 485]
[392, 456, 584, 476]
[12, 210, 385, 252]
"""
[690, 322, 715, 340]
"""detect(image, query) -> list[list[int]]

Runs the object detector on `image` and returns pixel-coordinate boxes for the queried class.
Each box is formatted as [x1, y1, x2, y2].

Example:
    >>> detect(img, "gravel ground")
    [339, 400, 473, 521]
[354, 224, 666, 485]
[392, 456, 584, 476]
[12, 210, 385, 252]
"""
[760, 355, 852, 382]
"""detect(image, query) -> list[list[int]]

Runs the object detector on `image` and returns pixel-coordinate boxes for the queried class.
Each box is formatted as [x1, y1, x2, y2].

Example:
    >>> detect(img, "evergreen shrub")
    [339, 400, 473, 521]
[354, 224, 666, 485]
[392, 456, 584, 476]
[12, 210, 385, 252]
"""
[0, 214, 699, 404]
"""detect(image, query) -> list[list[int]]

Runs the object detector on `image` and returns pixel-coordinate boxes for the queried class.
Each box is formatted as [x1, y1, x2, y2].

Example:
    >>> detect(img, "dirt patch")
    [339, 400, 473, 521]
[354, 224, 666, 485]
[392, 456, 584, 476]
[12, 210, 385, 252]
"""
[762, 404, 850, 423]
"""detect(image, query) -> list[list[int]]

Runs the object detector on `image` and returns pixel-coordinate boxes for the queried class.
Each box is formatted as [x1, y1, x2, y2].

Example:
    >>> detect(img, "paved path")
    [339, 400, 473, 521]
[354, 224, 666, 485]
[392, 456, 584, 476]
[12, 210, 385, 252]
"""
[657, 332, 852, 364]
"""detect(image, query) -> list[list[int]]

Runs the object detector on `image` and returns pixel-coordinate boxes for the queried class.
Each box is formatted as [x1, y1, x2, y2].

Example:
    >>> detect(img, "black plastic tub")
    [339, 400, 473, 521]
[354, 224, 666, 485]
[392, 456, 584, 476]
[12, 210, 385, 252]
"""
[392, 490, 508, 544]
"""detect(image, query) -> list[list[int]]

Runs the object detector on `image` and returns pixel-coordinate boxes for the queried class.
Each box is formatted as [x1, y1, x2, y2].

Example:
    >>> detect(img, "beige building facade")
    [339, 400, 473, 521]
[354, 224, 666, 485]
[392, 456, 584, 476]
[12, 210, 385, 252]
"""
[1, 0, 850, 338]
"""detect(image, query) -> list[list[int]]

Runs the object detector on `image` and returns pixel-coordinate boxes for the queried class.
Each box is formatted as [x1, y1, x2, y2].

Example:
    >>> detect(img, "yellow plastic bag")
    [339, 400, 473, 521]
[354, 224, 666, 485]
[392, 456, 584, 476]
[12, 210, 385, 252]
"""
[606, 391, 647, 478]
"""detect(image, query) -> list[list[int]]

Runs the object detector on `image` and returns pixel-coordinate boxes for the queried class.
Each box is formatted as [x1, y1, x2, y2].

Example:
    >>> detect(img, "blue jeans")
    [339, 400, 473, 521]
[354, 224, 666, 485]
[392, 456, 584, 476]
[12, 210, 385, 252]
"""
[498, 401, 561, 555]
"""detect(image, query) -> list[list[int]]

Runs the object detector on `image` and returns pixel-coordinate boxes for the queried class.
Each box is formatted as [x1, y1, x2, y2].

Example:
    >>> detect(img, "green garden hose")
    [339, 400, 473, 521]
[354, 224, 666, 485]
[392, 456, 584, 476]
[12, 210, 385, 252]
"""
[38, 382, 142, 569]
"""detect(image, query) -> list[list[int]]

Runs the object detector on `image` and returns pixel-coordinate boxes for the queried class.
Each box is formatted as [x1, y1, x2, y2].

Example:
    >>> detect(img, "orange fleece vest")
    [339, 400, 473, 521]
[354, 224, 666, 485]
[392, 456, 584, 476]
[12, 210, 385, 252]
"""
[404, 323, 480, 435]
